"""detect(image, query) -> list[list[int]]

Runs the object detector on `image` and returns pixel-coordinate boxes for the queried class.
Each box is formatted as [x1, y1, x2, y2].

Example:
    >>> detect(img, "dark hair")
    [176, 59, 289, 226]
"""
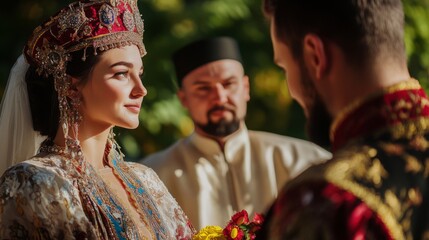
[263, 0, 406, 66]
[26, 48, 100, 138]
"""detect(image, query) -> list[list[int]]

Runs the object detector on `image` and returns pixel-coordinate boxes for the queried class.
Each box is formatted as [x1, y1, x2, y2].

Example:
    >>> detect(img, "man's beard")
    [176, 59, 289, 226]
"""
[195, 106, 241, 137]
[300, 64, 332, 149]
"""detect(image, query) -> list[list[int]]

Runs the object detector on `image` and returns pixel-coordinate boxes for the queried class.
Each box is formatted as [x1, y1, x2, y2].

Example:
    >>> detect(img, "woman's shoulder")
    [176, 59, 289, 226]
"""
[126, 161, 150, 172]
[0, 156, 76, 204]
[0, 156, 93, 238]
[125, 161, 164, 189]
[1, 155, 69, 184]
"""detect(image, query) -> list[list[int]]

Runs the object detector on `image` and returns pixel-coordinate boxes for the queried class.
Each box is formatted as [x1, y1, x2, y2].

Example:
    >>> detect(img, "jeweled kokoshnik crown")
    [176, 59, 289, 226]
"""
[25, 0, 146, 79]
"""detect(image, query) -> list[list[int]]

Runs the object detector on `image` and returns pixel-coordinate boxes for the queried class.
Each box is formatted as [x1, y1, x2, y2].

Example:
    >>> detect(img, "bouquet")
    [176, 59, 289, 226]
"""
[193, 210, 264, 240]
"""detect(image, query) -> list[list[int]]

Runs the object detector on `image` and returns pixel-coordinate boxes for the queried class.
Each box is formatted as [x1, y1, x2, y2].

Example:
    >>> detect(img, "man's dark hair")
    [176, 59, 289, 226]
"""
[26, 48, 100, 138]
[263, 0, 406, 66]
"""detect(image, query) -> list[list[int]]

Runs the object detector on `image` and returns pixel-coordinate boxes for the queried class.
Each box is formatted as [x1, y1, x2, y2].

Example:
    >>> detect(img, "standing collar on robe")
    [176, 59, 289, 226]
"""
[330, 78, 429, 152]
[189, 124, 249, 161]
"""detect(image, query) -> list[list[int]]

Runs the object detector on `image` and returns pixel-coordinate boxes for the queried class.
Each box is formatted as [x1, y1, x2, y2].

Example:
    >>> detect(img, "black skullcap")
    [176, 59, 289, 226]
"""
[172, 36, 242, 86]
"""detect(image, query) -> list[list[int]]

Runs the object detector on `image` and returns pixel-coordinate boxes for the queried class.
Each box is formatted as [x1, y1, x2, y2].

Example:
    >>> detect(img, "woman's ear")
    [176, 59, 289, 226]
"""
[67, 76, 82, 99]
[302, 34, 329, 80]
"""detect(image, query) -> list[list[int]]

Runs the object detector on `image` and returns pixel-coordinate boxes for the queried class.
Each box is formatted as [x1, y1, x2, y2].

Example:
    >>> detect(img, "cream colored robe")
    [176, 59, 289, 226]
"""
[142, 126, 331, 230]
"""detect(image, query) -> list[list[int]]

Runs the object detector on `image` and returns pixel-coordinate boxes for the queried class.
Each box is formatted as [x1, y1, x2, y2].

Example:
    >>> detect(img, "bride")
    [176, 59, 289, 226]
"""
[0, 0, 195, 238]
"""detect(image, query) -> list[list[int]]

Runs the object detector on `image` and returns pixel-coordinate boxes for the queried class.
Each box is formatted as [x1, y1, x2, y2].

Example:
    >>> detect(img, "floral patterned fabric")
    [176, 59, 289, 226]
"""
[0, 151, 195, 239]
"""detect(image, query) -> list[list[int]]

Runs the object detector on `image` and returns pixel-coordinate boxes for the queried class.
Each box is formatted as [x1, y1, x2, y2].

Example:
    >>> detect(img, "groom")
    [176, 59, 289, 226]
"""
[257, 0, 429, 239]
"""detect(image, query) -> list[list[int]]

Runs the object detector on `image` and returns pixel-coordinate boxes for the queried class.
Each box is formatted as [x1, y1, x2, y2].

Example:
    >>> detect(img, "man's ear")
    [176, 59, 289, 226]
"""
[302, 34, 329, 80]
[243, 75, 250, 102]
[177, 89, 188, 109]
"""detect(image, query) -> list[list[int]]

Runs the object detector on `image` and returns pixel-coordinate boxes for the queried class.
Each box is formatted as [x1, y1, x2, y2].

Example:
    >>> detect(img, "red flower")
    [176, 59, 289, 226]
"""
[194, 211, 264, 240]
[229, 210, 249, 225]
[252, 213, 264, 225]
[220, 210, 264, 240]
[223, 225, 245, 240]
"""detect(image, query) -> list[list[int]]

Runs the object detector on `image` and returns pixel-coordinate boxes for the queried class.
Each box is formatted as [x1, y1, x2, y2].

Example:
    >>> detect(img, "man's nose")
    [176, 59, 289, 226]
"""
[211, 84, 228, 104]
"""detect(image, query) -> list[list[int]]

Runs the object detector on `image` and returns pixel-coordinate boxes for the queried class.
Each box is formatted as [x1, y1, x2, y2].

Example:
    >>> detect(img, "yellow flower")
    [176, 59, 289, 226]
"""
[230, 227, 238, 238]
[193, 226, 226, 240]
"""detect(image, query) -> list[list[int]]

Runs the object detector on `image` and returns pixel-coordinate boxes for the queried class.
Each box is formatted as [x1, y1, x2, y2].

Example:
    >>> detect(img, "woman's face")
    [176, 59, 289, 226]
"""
[79, 45, 146, 130]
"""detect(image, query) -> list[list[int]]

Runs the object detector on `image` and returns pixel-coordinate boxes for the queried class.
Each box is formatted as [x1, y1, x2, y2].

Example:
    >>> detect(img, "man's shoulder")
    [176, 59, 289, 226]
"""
[248, 130, 331, 156]
[265, 143, 407, 240]
[287, 144, 371, 185]
[248, 130, 318, 146]
[140, 137, 192, 168]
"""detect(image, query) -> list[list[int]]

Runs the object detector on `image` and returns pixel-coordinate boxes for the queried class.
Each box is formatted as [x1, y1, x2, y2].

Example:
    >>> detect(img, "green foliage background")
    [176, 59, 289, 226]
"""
[1, 0, 428, 161]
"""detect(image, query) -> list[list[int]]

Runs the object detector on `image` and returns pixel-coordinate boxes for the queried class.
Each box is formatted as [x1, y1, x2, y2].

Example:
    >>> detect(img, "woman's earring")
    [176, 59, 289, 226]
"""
[108, 127, 124, 158]
[70, 95, 83, 124]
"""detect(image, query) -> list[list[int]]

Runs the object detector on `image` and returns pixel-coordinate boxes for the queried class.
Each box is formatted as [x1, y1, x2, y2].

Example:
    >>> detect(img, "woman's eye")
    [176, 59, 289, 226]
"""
[114, 71, 128, 78]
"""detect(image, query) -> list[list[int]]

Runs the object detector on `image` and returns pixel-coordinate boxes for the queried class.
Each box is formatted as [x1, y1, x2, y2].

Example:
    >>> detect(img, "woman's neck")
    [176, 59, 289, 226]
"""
[54, 122, 112, 171]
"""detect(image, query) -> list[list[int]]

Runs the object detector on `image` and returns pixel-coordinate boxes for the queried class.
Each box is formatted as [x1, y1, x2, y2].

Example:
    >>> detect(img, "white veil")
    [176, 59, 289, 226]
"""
[0, 54, 46, 175]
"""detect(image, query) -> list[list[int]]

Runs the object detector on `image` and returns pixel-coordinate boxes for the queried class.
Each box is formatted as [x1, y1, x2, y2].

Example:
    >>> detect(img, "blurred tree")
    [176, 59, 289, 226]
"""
[1, 0, 428, 161]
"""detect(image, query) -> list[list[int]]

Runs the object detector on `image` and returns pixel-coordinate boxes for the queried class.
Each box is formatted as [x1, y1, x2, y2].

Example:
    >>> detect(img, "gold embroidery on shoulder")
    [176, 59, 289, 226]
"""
[380, 143, 405, 156]
[404, 155, 423, 173]
[390, 117, 429, 139]
[407, 188, 422, 206]
[385, 190, 401, 218]
[330, 79, 421, 141]
[324, 148, 405, 240]
[367, 158, 388, 187]
[409, 135, 429, 151]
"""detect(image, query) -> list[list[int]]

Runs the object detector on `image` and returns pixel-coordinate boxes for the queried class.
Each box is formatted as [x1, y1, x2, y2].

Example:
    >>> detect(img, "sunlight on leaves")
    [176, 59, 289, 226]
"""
[172, 19, 196, 38]
[151, 0, 183, 12]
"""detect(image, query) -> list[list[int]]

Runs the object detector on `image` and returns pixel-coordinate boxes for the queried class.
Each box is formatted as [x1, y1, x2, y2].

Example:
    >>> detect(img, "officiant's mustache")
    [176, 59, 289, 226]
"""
[207, 105, 236, 116]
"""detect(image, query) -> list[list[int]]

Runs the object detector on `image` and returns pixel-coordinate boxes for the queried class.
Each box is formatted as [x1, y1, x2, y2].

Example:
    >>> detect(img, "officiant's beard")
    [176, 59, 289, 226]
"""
[300, 65, 332, 149]
[195, 107, 241, 137]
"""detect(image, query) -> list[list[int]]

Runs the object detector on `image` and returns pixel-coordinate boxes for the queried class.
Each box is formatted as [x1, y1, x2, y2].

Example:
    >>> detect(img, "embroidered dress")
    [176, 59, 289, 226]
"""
[0, 142, 195, 239]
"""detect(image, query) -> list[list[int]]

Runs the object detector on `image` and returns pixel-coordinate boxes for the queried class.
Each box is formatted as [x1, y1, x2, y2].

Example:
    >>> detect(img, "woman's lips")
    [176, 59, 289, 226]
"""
[125, 104, 141, 113]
